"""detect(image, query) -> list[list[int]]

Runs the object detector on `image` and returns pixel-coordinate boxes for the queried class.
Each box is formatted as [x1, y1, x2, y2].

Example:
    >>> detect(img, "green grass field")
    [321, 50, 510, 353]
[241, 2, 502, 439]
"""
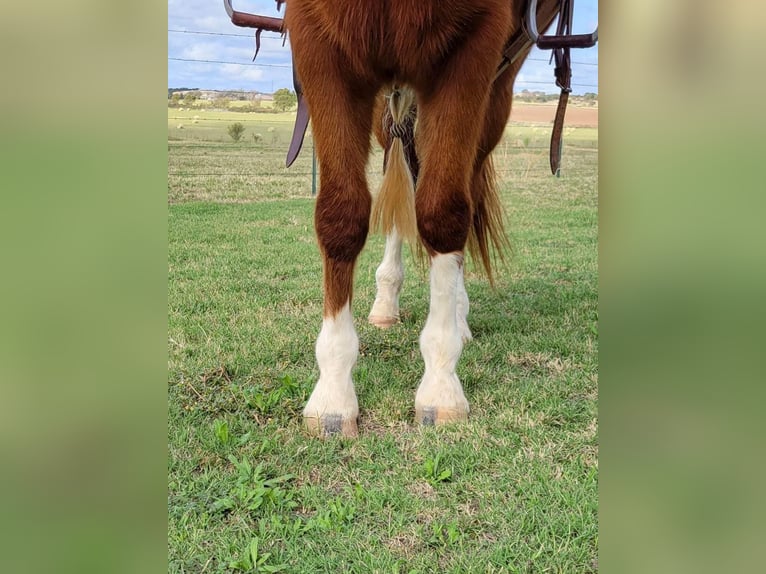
[168, 109, 598, 573]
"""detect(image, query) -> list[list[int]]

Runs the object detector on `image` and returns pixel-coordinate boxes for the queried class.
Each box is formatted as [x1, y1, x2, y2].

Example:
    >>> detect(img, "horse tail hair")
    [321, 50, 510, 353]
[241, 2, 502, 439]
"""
[466, 155, 511, 286]
[370, 88, 418, 243]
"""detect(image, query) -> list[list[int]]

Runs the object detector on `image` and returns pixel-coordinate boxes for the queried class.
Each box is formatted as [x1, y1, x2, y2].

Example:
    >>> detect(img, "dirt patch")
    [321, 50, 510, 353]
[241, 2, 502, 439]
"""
[385, 530, 421, 557]
[407, 480, 436, 500]
[511, 103, 598, 127]
[506, 352, 570, 374]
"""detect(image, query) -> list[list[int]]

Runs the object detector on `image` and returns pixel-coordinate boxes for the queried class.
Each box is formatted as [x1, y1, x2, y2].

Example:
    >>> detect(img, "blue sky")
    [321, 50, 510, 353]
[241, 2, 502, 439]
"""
[168, 0, 598, 94]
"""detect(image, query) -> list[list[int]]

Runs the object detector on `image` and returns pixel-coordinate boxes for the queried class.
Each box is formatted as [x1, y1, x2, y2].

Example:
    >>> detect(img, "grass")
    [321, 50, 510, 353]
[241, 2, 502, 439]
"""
[168, 109, 598, 572]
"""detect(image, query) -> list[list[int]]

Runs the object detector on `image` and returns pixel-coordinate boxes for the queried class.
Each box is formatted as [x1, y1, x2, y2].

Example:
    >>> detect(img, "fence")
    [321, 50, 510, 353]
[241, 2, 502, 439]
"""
[168, 111, 597, 205]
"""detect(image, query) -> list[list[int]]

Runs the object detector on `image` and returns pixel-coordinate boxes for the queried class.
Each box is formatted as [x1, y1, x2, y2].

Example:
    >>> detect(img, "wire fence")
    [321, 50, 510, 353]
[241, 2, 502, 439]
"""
[167, 28, 599, 92]
[167, 28, 598, 67]
[167, 130, 598, 204]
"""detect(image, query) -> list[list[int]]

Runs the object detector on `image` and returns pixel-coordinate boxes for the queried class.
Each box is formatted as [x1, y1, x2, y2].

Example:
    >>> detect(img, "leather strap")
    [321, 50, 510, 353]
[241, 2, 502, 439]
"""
[286, 55, 310, 167]
[496, 32, 533, 79]
[548, 0, 573, 176]
[286, 96, 309, 168]
[549, 90, 568, 177]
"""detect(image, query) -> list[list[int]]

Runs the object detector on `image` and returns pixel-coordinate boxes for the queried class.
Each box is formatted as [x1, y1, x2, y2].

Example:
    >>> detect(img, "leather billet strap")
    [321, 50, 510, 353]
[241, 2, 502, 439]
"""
[549, 0, 573, 177]
[286, 56, 310, 168]
[549, 91, 568, 177]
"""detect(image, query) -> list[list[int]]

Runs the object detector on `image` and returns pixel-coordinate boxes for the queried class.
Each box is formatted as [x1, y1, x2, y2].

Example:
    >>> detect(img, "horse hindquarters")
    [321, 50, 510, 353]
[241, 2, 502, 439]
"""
[287, 0, 512, 433]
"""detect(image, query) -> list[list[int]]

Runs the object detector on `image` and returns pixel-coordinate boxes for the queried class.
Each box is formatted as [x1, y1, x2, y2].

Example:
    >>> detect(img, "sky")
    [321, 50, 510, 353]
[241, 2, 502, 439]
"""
[168, 0, 598, 95]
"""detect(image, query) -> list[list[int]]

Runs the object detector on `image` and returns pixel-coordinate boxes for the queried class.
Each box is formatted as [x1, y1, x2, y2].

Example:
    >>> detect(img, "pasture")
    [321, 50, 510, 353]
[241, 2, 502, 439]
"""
[168, 108, 598, 572]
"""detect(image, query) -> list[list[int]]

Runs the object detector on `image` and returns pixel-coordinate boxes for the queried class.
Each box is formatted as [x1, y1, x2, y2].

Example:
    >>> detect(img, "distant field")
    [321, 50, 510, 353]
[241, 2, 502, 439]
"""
[512, 103, 598, 127]
[167, 104, 598, 142]
[168, 109, 298, 144]
[168, 105, 598, 572]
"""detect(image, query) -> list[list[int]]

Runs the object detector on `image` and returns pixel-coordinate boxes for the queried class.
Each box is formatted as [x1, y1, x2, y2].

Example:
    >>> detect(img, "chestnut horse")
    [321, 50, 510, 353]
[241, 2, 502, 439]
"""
[281, 0, 560, 436]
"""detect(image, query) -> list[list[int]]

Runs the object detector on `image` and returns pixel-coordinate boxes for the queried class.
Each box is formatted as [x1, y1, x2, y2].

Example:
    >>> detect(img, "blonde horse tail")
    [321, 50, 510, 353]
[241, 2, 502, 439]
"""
[466, 155, 511, 286]
[370, 88, 418, 243]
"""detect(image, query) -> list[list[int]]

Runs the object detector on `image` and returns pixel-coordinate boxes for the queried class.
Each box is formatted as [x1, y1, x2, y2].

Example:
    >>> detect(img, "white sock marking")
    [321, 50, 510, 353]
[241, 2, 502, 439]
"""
[369, 228, 404, 321]
[304, 303, 359, 420]
[416, 253, 469, 413]
[456, 265, 473, 341]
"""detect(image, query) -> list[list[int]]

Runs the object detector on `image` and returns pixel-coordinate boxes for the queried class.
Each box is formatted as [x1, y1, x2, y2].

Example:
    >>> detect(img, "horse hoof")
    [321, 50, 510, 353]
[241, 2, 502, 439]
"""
[303, 414, 359, 438]
[415, 406, 469, 427]
[368, 315, 399, 329]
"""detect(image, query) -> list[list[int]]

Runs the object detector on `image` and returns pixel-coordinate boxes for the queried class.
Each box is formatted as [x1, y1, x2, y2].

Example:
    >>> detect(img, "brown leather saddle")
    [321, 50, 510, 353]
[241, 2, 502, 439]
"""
[223, 0, 597, 176]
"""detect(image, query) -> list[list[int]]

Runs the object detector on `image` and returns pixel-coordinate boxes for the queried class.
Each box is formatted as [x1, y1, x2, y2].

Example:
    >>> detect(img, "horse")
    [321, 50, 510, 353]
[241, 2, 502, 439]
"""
[227, 0, 566, 436]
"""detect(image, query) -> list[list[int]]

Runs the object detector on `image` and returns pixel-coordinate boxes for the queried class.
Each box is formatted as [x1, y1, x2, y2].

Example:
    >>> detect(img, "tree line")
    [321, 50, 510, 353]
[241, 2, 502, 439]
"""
[168, 88, 298, 112]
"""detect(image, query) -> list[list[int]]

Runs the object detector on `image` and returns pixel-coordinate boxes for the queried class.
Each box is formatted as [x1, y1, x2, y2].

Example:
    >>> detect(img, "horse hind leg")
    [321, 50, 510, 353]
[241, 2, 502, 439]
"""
[417, 252, 471, 425]
[369, 88, 418, 329]
[368, 227, 404, 328]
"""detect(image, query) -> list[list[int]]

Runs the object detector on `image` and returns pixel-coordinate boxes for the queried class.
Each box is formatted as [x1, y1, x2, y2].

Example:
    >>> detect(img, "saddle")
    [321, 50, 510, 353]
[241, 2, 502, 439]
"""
[223, 0, 597, 176]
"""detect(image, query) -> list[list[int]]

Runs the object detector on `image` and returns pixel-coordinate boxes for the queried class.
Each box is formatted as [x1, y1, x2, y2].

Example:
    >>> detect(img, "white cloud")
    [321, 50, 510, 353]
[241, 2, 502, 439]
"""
[182, 43, 220, 61]
[221, 63, 265, 82]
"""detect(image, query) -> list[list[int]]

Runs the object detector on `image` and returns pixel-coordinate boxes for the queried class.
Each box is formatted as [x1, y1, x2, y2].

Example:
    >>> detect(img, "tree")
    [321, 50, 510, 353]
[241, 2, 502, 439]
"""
[227, 122, 246, 142]
[273, 88, 297, 112]
[213, 97, 231, 110]
[183, 91, 199, 106]
[170, 92, 181, 107]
